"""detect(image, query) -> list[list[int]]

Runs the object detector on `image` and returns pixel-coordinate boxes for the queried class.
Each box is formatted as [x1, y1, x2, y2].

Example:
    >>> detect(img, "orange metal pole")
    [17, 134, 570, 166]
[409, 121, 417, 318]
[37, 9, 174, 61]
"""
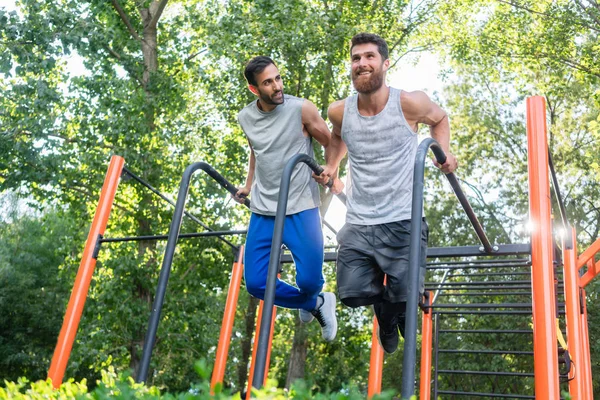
[526, 96, 560, 399]
[246, 300, 276, 400]
[47, 155, 125, 388]
[579, 268, 595, 288]
[563, 228, 584, 400]
[367, 315, 384, 399]
[577, 237, 600, 269]
[419, 292, 433, 400]
[210, 246, 245, 394]
[580, 289, 593, 400]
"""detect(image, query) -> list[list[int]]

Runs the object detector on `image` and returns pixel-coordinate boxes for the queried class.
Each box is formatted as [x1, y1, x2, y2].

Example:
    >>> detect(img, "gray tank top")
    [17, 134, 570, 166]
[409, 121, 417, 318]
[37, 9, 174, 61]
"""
[341, 87, 418, 224]
[238, 94, 320, 216]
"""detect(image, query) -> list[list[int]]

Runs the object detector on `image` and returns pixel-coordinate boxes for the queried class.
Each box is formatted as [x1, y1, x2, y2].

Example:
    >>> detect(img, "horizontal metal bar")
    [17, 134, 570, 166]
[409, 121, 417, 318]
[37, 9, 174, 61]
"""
[100, 230, 247, 243]
[436, 390, 534, 399]
[439, 329, 532, 334]
[439, 349, 534, 356]
[438, 369, 534, 377]
[427, 243, 531, 258]
[433, 310, 536, 315]
[428, 257, 531, 266]
[435, 291, 532, 297]
[427, 280, 532, 286]
[428, 262, 531, 270]
[451, 271, 533, 277]
[426, 285, 534, 291]
[427, 303, 532, 309]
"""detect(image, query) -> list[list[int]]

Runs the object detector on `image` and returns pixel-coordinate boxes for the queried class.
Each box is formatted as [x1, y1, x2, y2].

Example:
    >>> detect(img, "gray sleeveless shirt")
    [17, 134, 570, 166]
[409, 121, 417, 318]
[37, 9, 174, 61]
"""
[341, 87, 418, 225]
[238, 94, 320, 216]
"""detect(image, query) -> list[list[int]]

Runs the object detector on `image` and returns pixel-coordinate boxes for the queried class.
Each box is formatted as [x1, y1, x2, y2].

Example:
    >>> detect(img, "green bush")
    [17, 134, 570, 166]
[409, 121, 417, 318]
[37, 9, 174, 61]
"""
[0, 360, 404, 400]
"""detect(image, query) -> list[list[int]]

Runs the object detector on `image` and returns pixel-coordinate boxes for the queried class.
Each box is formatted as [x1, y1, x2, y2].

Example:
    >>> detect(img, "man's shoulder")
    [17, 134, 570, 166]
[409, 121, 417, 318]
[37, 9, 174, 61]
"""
[327, 98, 346, 126]
[238, 100, 257, 119]
[283, 94, 305, 107]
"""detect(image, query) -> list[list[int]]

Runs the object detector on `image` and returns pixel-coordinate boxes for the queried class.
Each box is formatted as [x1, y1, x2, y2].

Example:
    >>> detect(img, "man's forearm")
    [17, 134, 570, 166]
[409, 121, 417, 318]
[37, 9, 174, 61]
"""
[324, 136, 347, 174]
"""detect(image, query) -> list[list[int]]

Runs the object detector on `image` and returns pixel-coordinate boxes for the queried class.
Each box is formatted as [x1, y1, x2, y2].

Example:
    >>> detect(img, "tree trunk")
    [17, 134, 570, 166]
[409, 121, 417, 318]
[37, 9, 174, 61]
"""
[238, 296, 259, 391]
[285, 317, 309, 389]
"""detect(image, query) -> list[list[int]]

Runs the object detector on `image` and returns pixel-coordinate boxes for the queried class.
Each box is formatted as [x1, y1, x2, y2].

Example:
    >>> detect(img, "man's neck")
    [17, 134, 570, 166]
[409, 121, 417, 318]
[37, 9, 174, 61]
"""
[257, 99, 277, 112]
[357, 85, 390, 116]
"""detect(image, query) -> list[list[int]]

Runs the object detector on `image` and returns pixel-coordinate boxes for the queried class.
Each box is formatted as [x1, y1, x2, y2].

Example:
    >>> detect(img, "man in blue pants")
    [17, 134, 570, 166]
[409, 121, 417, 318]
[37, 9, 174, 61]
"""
[233, 56, 339, 341]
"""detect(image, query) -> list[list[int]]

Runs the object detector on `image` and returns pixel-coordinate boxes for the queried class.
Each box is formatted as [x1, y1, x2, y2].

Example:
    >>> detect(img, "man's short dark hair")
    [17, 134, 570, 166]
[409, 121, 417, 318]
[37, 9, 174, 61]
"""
[350, 33, 389, 60]
[244, 56, 276, 86]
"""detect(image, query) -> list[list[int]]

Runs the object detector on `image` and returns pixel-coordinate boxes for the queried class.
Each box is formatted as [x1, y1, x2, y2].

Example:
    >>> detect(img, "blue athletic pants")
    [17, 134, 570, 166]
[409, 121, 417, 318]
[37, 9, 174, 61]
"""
[244, 207, 324, 311]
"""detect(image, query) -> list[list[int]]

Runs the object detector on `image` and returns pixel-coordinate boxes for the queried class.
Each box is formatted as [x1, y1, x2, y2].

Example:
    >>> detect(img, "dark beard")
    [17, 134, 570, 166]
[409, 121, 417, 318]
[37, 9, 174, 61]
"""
[259, 90, 284, 106]
[352, 71, 384, 94]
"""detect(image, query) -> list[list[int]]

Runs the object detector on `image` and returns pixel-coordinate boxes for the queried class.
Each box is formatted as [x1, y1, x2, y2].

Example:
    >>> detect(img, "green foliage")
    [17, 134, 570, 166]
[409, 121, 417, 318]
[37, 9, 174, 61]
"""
[0, 204, 82, 383]
[0, 362, 401, 399]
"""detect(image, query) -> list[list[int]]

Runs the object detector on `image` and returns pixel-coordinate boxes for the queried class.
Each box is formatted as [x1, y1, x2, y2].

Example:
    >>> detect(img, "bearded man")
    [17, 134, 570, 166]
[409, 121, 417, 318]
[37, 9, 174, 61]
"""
[315, 33, 458, 353]
[234, 56, 339, 342]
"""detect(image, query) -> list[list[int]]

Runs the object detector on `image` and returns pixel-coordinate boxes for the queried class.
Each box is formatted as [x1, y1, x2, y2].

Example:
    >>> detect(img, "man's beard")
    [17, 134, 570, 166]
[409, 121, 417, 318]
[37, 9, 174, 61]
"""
[259, 90, 284, 106]
[352, 69, 384, 94]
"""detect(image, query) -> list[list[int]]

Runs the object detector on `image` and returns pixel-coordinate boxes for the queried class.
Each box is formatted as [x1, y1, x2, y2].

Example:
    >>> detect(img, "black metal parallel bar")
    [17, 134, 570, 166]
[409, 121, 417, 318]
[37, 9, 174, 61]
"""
[437, 390, 534, 399]
[439, 349, 534, 356]
[322, 219, 338, 235]
[252, 154, 335, 391]
[548, 150, 572, 248]
[428, 258, 531, 266]
[402, 139, 444, 399]
[444, 173, 494, 253]
[136, 162, 244, 383]
[122, 166, 239, 250]
[100, 230, 247, 243]
[438, 369, 534, 377]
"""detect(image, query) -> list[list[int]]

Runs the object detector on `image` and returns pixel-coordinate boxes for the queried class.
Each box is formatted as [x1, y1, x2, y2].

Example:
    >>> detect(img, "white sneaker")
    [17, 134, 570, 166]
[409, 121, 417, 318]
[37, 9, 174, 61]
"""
[299, 308, 314, 323]
[312, 292, 338, 342]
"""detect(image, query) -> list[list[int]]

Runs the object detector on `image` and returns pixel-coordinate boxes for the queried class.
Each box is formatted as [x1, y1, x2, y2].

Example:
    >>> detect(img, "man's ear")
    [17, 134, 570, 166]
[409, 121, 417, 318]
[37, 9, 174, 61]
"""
[382, 58, 390, 72]
[248, 85, 259, 96]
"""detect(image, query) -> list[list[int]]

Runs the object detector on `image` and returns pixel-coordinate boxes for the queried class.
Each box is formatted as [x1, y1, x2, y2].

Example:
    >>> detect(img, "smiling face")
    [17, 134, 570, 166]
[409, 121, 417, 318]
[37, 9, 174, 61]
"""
[250, 63, 284, 108]
[350, 42, 389, 94]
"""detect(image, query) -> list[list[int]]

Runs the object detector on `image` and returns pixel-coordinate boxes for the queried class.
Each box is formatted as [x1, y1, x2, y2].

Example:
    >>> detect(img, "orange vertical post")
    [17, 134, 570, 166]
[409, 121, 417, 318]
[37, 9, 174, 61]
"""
[210, 246, 245, 394]
[419, 292, 433, 400]
[367, 316, 384, 399]
[563, 229, 584, 399]
[246, 301, 277, 400]
[580, 289, 593, 399]
[526, 96, 560, 399]
[47, 155, 125, 388]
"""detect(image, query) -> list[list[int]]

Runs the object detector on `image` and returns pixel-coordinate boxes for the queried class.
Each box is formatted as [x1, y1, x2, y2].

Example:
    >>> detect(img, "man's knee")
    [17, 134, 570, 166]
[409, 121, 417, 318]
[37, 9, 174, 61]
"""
[245, 277, 266, 300]
[296, 275, 324, 295]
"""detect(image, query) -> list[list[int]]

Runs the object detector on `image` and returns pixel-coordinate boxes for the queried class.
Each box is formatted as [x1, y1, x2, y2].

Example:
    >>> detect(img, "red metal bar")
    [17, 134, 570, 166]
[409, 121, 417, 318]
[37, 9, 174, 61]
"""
[577, 237, 600, 269]
[580, 289, 593, 400]
[47, 155, 125, 388]
[526, 96, 560, 399]
[246, 300, 276, 400]
[419, 292, 433, 400]
[367, 315, 384, 399]
[210, 245, 245, 394]
[563, 229, 584, 399]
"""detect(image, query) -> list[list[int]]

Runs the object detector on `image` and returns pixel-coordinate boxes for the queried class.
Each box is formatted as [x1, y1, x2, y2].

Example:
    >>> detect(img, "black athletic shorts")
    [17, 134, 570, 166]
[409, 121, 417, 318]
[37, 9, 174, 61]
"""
[336, 219, 428, 305]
